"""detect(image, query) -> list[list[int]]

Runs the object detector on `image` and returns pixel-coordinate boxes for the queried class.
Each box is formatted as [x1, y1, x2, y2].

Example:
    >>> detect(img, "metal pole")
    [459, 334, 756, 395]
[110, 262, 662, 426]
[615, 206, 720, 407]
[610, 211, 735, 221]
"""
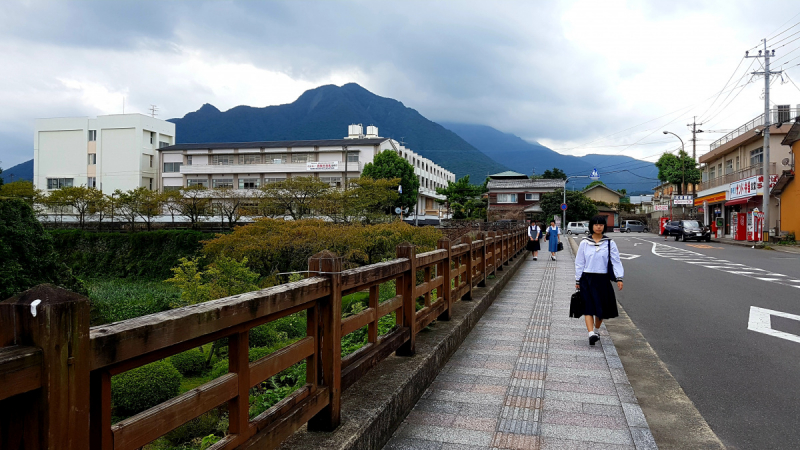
[562, 179, 567, 229]
[762, 39, 771, 242]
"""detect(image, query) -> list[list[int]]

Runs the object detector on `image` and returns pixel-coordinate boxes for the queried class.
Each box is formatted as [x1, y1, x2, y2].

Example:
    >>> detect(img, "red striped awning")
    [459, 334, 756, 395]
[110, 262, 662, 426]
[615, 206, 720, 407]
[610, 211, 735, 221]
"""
[725, 196, 760, 206]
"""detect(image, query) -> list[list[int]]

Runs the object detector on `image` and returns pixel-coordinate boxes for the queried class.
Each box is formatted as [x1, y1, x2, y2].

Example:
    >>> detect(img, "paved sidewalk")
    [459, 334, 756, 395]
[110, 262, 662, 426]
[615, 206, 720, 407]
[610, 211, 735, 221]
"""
[384, 245, 657, 450]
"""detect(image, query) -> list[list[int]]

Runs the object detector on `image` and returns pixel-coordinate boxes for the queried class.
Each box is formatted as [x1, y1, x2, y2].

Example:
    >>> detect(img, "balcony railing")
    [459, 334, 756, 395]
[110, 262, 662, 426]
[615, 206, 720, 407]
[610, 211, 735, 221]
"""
[699, 162, 777, 192]
[710, 107, 800, 151]
[180, 162, 363, 175]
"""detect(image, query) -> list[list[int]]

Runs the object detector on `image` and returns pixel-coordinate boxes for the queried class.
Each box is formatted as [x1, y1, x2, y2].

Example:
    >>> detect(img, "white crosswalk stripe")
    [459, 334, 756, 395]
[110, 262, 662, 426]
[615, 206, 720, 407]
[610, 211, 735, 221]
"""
[634, 238, 800, 290]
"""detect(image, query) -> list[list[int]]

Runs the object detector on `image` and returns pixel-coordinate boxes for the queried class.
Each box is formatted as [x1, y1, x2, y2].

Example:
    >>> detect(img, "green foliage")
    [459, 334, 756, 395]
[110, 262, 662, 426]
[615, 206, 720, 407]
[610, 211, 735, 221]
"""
[0, 180, 41, 205]
[436, 175, 487, 219]
[166, 256, 260, 307]
[87, 278, 178, 325]
[539, 189, 598, 223]
[316, 177, 400, 224]
[655, 150, 701, 195]
[541, 168, 567, 180]
[201, 219, 442, 276]
[50, 230, 212, 280]
[169, 348, 208, 376]
[0, 198, 84, 299]
[162, 408, 226, 447]
[111, 360, 181, 416]
[258, 176, 331, 220]
[249, 324, 287, 349]
[585, 180, 605, 189]
[361, 150, 420, 210]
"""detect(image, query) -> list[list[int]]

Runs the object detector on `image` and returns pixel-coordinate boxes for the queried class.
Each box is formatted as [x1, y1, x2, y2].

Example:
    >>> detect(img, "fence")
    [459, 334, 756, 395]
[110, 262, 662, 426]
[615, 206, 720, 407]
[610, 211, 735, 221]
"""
[0, 227, 526, 450]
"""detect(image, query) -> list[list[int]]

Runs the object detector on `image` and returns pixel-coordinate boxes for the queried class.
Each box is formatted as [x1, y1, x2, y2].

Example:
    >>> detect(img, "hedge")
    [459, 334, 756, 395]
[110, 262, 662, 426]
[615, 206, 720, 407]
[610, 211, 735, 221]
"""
[50, 229, 215, 280]
[111, 360, 182, 416]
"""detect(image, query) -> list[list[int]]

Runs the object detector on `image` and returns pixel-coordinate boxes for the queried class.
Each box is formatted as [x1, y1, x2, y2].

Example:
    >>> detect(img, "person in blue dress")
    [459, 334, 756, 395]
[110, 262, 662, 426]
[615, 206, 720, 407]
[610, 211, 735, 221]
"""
[546, 219, 561, 260]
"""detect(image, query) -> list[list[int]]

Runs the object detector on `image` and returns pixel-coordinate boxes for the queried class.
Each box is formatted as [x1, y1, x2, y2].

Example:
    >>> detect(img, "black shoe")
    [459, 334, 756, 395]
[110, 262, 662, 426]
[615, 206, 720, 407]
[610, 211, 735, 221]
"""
[533, 257, 537, 261]
[589, 334, 600, 346]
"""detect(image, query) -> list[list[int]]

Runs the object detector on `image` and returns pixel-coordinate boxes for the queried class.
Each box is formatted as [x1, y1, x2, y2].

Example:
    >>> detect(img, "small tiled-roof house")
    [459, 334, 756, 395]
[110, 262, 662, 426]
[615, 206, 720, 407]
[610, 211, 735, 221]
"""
[486, 172, 564, 221]
[582, 184, 624, 205]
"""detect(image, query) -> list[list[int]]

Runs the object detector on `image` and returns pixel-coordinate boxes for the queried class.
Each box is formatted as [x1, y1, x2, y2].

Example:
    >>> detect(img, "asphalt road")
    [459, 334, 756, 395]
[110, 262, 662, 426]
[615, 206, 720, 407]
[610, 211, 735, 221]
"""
[571, 232, 800, 450]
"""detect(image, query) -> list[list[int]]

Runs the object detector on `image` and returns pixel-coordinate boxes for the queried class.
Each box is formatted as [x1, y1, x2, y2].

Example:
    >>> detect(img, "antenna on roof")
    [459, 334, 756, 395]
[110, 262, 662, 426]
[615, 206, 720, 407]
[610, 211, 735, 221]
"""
[149, 105, 158, 118]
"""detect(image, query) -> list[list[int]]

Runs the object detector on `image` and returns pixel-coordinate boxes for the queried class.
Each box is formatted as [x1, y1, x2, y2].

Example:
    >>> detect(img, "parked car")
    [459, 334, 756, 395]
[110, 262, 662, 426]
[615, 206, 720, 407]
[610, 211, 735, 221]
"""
[620, 220, 649, 233]
[566, 221, 590, 234]
[663, 220, 711, 242]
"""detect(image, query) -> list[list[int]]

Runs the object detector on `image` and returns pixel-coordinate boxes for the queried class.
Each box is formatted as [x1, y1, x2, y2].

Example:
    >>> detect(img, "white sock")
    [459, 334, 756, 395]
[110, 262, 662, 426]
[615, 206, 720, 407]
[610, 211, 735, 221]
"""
[594, 327, 600, 335]
[588, 331, 595, 337]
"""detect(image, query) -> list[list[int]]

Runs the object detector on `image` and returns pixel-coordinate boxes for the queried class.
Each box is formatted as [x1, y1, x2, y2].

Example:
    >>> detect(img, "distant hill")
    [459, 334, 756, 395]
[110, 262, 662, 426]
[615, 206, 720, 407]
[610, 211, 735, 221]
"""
[169, 83, 510, 182]
[440, 122, 658, 194]
[1, 159, 33, 184]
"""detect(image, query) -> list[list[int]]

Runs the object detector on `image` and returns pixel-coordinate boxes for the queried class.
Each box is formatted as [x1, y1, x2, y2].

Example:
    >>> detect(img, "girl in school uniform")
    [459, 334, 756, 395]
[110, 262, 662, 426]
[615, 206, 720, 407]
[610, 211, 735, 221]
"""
[526, 219, 541, 260]
[546, 220, 561, 260]
[574, 215, 624, 345]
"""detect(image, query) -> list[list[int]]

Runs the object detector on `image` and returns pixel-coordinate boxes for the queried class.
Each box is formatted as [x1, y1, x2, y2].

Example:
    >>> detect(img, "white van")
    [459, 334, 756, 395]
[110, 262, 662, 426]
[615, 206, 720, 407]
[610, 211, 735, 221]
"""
[566, 222, 590, 234]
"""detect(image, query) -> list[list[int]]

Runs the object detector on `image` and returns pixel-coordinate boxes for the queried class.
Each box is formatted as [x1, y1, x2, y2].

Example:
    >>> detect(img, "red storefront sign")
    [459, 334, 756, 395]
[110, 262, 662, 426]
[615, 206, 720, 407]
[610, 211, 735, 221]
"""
[729, 175, 778, 200]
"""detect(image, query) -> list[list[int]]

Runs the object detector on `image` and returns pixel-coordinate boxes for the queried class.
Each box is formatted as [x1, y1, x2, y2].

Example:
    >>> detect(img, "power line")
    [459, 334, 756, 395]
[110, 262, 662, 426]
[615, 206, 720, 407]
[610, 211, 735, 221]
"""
[766, 15, 800, 41]
[696, 57, 745, 121]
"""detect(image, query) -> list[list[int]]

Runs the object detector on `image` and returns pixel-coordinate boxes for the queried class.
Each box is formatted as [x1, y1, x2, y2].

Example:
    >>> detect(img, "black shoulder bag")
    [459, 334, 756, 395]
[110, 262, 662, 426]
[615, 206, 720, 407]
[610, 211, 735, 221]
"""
[607, 240, 617, 282]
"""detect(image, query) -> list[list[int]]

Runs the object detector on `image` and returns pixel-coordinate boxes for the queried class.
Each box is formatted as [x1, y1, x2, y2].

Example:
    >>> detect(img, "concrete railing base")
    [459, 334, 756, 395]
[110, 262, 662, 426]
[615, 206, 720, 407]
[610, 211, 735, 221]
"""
[280, 250, 528, 450]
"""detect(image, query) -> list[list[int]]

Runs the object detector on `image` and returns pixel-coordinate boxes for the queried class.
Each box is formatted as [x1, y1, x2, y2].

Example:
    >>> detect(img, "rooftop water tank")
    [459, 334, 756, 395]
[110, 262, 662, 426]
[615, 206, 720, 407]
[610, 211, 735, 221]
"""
[366, 125, 379, 137]
[347, 124, 363, 139]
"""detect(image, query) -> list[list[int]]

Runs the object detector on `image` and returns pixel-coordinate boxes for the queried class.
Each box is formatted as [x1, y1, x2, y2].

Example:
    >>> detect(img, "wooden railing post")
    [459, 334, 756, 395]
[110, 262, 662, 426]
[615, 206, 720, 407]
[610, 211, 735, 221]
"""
[437, 238, 452, 321]
[488, 231, 499, 273]
[478, 232, 487, 287]
[461, 235, 474, 300]
[308, 251, 343, 431]
[1, 284, 91, 450]
[396, 242, 417, 356]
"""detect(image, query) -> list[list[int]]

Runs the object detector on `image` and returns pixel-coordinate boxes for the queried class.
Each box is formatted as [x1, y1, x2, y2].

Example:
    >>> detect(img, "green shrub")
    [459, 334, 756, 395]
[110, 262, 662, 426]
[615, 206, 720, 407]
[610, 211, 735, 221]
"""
[163, 408, 226, 446]
[0, 198, 85, 299]
[87, 279, 179, 325]
[49, 229, 213, 280]
[111, 360, 181, 416]
[210, 359, 230, 380]
[249, 324, 285, 348]
[272, 314, 307, 339]
[169, 348, 207, 376]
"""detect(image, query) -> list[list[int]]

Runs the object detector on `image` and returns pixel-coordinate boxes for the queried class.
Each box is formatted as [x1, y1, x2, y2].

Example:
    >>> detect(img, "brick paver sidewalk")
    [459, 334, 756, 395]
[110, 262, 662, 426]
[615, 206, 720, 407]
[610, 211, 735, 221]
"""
[384, 244, 657, 449]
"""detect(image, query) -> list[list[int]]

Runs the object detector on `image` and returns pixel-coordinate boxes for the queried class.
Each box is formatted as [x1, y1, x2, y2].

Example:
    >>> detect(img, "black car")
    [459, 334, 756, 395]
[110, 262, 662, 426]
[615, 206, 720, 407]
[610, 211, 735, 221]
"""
[663, 220, 711, 242]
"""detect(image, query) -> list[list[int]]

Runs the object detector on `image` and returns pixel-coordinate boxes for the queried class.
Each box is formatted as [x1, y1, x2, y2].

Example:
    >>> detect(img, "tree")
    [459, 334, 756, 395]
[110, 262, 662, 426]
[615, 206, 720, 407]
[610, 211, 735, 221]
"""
[619, 188, 628, 197]
[161, 190, 183, 223]
[0, 165, 3, 187]
[259, 176, 330, 220]
[655, 150, 701, 195]
[0, 180, 41, 205]
[88, 193, 111, 231]
[131, 187, 163, 231]
[47, 186, 103, 229]
[214, 187, 247, 227]
[541, 168, 567, 180]
[435, 175, 487, 219]
[585, 180, 605, 189]
[113, 189, 139, 230]
[540, 189, 598, 223]
[177, 186, 211, 229]
[317, 177, 399, 224]
[361, 150, 419, 211]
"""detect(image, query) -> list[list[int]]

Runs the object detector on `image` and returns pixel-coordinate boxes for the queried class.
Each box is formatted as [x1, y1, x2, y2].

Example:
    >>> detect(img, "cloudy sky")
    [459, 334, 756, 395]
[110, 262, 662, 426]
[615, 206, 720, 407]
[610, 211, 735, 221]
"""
[2, 0, 800, 169]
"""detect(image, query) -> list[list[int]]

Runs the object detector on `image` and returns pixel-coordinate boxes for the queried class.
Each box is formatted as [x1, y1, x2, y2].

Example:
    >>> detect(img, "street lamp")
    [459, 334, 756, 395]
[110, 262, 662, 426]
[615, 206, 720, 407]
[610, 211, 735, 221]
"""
[663, 131, 687, 220]
[562, 169, 600, 229]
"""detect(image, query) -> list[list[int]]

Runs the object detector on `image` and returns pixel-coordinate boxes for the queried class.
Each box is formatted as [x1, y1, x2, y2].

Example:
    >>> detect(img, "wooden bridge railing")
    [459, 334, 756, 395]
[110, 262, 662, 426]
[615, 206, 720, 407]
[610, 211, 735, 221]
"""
[0, 226, 526, 450]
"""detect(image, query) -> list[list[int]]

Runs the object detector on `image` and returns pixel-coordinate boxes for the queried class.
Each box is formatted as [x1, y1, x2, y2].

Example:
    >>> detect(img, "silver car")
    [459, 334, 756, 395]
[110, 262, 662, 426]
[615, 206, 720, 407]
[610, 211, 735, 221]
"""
[620, 220, 648, 233]
[566, 222, 590, 234]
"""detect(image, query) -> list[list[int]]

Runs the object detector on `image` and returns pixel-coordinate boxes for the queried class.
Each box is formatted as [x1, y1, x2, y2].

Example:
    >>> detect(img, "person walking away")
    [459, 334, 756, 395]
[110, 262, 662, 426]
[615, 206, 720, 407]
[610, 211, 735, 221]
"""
[546, 219, 561, 261]
[575, 215, 624, 345]
[526, 219, 541, 260]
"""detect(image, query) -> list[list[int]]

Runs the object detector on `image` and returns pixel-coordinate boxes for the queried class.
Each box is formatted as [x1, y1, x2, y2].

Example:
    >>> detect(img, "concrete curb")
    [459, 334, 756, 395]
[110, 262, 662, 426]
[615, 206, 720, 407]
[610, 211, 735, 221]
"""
[280, 249, 528, 450]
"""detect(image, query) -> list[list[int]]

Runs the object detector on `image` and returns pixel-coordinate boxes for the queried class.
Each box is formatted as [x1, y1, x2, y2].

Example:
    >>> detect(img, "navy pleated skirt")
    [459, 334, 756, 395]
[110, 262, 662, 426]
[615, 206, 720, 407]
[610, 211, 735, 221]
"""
[579, 273, 619, 319]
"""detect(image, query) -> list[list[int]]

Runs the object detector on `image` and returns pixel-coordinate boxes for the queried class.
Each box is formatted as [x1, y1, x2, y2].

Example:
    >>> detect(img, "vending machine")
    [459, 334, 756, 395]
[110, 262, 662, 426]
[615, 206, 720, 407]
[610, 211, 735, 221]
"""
[659, 217, 670, 235]
[747, 210, 764, 241]
[732, 211, 747, 241]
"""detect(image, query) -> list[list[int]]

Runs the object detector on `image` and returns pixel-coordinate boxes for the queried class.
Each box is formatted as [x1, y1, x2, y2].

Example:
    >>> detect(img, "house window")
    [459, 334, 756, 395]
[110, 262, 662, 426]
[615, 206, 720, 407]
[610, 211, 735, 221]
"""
[702, 170, 708, 182]
[725, 160, 733, 174]
[240, 154, 262, 164]
[187, 179, 208, 188]
[497, 193, 517, 203]
[735, 156, 740, 171]
[159, 141, 170, 149]
[524, 193, 539, 201]
[212, 178, 233, 188]
[87, 177, 96, 188]
[709, 166, 716, 179]
[238, 178, 260, 189]
[150, 132, 155, 144]
[149, 155, 153, 168]
[212, 155, 235, 165]
[319, 176, 342, 187]
[750, 147, 763, 166]
[163, 186, 182, 192]
[163, 162, 183, 173]
[291, 153, 310, 163]
[149, 178, 153, 190]
[186, 156, 192, 166]
[88, 130, 96, 141]
[346, 153, 359, 163]
[46, 178, 74, 189]
[265, 177, 286, 183]
[88, 154, 96, 165]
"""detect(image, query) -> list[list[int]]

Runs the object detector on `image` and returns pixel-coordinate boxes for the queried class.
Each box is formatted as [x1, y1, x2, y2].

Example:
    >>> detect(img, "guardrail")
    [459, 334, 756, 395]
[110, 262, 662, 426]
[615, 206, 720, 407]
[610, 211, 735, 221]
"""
[0, 227, 525, 449]
[699, 162, 777, 192]
[710, 108, 800, 151]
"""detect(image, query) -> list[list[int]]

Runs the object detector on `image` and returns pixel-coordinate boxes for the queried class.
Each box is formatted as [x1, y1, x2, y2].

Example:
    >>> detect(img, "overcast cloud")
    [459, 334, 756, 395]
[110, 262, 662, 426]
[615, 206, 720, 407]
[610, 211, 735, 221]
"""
[2, 0, 800, 169]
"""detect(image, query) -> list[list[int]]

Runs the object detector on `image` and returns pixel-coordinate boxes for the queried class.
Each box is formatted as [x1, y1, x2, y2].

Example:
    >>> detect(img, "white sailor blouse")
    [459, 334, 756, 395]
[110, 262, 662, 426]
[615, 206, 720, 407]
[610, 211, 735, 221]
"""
[574, 236, 624, 282]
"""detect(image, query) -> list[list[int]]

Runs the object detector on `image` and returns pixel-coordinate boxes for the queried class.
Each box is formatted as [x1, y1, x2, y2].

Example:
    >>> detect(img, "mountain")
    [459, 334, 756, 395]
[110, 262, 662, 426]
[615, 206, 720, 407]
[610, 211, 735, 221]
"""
[169, 83, 510, 182]
[1, 159, 33, 184]
[440, 122, 659, 194]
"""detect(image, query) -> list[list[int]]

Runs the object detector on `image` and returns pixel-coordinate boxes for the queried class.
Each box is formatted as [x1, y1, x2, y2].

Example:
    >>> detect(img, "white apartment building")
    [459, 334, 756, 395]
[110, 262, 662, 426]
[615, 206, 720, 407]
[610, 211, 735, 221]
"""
[34, 114, 175, 194]
[157, 125, 455, 219]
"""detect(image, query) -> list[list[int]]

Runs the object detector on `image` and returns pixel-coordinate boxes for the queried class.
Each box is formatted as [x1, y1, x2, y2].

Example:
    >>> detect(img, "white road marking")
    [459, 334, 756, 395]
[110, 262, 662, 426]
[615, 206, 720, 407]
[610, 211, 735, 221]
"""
[618, 253, 641, 260]
[748, 306, 800, 344]
[637, 238, 800, 290]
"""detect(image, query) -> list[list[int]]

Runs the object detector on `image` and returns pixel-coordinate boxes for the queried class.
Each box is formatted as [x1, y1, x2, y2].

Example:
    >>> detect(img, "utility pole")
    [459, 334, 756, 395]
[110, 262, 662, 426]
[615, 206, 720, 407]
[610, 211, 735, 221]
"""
[746, 40, 782, 241]
[687, 116, 703, 195]
[149, 105, 158, 118]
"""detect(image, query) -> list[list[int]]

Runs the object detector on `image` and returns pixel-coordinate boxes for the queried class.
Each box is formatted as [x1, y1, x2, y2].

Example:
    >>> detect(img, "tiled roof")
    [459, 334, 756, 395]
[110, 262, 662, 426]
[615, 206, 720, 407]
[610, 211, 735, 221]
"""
[582, 184, 623, 197]
[487, 179, 565, 190]
[489, 171, 528, 178]
[160, 138, 388, 151]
